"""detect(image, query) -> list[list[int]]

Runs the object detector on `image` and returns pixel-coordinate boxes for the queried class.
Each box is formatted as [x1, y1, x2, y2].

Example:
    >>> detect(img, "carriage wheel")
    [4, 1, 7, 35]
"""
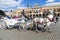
[44, 26, 51, 33]
[19, 25, 22, 31]
[1, 20, 8, 30]
[18, 23, 26, 31]
[41, 25, 46, 32]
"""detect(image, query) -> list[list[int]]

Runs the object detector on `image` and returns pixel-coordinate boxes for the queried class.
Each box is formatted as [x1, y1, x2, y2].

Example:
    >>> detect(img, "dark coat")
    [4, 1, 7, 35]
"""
[0, 10, 6, 17]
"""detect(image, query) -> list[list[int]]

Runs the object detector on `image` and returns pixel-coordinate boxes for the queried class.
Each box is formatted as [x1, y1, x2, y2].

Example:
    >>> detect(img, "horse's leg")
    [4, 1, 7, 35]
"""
[41, 21, 51, 32]
[56, 17, 58, 23]
[46, 26, 51, 33]
[46, 22, 51, 33]
[54, 17, 58, 24]
[35, 23, 38, 32]
[41, 25, 46, 32]
[54, 17, 57, 24]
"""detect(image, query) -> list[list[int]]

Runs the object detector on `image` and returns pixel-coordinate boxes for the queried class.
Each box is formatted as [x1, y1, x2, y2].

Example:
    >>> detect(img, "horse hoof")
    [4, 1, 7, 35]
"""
[41, 30, 46, 32]
[47, 30, 51, 33]
[41, 28, 46, 32]
[35, 30, 39, 33]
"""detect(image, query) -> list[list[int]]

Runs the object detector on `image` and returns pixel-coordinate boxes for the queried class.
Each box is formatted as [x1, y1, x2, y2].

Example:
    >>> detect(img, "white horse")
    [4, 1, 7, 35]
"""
[33, 14, 56, 32]
[33, 17, 46, 32]
[43, 14, 55, 31]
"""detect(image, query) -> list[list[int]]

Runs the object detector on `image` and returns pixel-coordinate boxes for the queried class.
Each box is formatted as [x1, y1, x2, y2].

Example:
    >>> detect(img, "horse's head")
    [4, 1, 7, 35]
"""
[47, 14, 55, 22]
[46, 14, 58, 26]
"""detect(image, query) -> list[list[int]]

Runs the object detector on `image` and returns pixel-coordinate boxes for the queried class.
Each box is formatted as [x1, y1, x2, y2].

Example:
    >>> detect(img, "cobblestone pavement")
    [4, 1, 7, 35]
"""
[0, 18, 60, 40]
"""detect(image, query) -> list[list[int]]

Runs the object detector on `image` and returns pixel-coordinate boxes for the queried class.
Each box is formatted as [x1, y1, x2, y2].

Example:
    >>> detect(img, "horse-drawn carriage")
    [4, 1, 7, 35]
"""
[0, 10, 29, 30]
[0, 10, 59, 33]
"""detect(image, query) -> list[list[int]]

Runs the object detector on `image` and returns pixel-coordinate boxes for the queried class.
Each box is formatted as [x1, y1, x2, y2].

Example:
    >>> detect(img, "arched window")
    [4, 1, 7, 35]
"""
[30, 11, 32, 13]
[34, 9, 39, 13]
[36, 14, 38, 17]
[57, 9, 60, 12]
[33, 15, 35, 18]
[39, 14, 41, 17]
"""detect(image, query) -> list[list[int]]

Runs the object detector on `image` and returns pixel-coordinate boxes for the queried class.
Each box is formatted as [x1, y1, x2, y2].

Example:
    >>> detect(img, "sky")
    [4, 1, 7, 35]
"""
[0, 0, 60, 11]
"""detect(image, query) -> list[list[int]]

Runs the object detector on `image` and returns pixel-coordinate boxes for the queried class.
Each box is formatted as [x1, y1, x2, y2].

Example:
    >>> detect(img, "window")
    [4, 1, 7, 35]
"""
[57, 9, 60, 12]
[36, 14, 38, 17]
[34, 9, 39, 13]
[30, 11, 32, 13]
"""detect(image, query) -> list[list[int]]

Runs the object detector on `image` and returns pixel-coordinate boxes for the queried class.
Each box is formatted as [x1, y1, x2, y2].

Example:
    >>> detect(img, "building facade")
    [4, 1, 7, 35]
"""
[10, 4, 60, 18]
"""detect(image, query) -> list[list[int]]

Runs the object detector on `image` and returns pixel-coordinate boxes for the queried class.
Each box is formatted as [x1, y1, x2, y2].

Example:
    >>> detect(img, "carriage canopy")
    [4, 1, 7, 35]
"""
[0, 10, 6, 17]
